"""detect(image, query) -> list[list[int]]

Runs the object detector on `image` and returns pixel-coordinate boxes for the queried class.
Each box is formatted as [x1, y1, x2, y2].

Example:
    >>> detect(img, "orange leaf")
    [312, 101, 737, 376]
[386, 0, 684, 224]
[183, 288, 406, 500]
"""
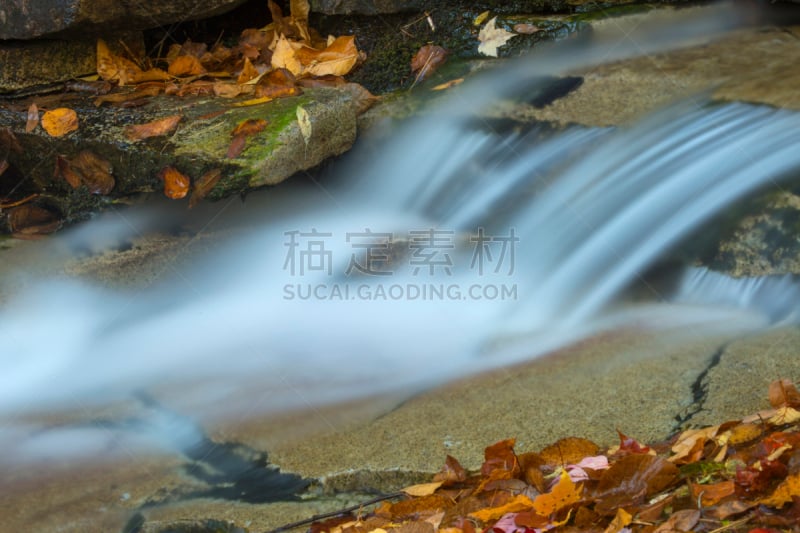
[124, 115, 182, 142]
[237, 57, 260, 85]
[168, 55, 206, 77]
[433, 454, 468, 484]
[158, 166, 190, 199]
[25, 103, 39, 132]
[402, 481, 444, 497]
[232, 118, 268, 138]
[469, 494, 536, 523]
[689, 480, 735, 506]
[759, 472, 800, 508]
[481, 438, 519, 477]
[95, 39, 170, 85]
[41, 108, 78, 137]
[532, 470, 582, 517]
[539, 437, 600, 467]
[669, 426, 718, 464]
[603, 507, 632, 533]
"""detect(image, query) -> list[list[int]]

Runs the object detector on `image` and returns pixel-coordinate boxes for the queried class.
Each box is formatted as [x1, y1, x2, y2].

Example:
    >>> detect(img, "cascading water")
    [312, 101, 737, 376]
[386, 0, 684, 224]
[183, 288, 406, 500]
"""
[2, 4, 800, 463]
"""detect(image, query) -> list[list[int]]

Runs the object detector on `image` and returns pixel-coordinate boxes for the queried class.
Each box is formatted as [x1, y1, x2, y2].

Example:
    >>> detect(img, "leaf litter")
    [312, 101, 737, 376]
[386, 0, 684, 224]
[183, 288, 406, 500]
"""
[303, 379, 800, 533]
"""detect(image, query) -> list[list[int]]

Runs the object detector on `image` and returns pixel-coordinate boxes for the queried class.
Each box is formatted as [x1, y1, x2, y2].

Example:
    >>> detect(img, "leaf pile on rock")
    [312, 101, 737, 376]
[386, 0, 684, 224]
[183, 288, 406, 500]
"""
[311, 379, 800, 533]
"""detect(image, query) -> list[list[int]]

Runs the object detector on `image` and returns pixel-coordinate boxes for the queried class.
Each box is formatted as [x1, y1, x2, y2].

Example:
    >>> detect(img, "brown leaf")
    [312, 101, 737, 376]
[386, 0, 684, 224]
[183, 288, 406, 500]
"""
[340, 83, 378, 115]
[93, 86, 161, 106]
[481, 438, 519, 477]
[603, 507, 632, 533]
[55, 155, 82, 189]
[433, 454, 468, 484]
[387, 494, 452, 521]
[189, 168, 222, 208]
[226, 133, 248, 159]
[213, 82, 246, 98]
[41, 108, 79, 137]
[411, 44, 448, 82]
[232, 118, 268, 138]
[8, 204, 62, 236]
[539, 437, 600, 467]
[0, 128, 23, 154]
[669, 426, 718, 464]
[402, 481, 444, 497]
[769, 379, 800, 408]
[689, 480, 735, 506]
[513, 23, 541, 34]
[124, 115, 182, 142]
[237, 57, 261, 85]
[255, 83, 301, 99]
[168, 55, 206, 77]
[652, 509, 699, 533]
[593, 454, 679, 515]
[25, 103, 39, 133]
[158, 166, 190, 199]
[70, 151, 114, 195]
[96, 39, 169, 85]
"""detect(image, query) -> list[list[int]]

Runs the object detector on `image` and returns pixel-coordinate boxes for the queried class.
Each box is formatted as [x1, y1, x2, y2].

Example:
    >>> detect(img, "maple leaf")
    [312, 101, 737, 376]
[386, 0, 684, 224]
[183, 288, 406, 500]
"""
[469, 494, 536, 523]
[478, 17, 516, 58]
[532, 470, 582, 517]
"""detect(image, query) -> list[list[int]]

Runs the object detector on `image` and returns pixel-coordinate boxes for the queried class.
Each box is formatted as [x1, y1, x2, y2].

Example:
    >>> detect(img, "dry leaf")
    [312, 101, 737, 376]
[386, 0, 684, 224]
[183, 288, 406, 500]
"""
[689, 480, 735, 506]
[96, 39, 169, 85]
[232, 96, 274, 107]
[213, 82, 246, 98]
[760, 472, 800, 508]
[603, 507, 632, 533]
[540, 437, 600, 467]
[593, 454, 679, 515]
[71, 151, 114, 195]
[158, 166, 190, 199]
[769, 379, 800, 408]
[478, 17, 516, 57]
[189, 168, 222, 208]
[168, 55, 206, 77]
[474, 11, 490, 26]
[237, 57, 261, 84]
[93, 86, 162, 106]
[25, 103, 39, 132]
[232, 118, 268, 137]
[340, 83, 377, 115]
[652, 509, 699, 533]
[55, 155, 82, 189]
[431, 78, 464, 91]
[433, 454, 468, 484]
[124, 115, 182, 141]
[8, 204, 62, 236]
[402, 482, 444, 497]
[296, 105, 312, 145]
[227, 134, 248, 159]
[513, 23, 541, 34]
[41, 108, 79, 137]
[469, 494, 536, 522]
[411, 45, 448, 82]
[533, 470, 582, 516]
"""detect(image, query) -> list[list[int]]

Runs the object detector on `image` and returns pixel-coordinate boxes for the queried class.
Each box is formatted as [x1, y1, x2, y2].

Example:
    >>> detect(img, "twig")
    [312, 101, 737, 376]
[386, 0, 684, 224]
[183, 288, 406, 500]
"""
[706, 514, 754, 533]
[262, 492, 404, 533]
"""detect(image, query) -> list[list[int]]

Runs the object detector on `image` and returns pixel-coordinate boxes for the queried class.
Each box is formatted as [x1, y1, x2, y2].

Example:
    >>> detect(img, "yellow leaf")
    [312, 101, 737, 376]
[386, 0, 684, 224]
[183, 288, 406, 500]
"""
[760, 472, 800, 508]
[474, 10, 490, 26]
[401, 481, 443, 497]
[232, 96, 274, 107]
[533, 470, 582, 516]
[271, 35, 303, 76]
[41, 108, 79, 137]
[768, 406, 800, 426]
[302, 36, 359, 77]
[603, 507, 632, 533]
[431, 78, 464, 91]
[469, 494, 536, 522]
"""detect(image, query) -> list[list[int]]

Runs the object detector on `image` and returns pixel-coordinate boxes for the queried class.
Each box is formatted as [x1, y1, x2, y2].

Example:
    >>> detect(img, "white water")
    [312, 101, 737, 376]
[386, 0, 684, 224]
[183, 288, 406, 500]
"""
[2, 4, 800, 462]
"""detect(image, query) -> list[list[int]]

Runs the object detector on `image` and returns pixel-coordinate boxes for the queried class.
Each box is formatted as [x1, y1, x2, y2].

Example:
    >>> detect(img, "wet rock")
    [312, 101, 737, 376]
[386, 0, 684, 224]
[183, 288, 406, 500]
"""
[311, 0, 426, 15]
[0, 0, 248, 40]
[711, 191, 800, 276]
[0, 34, 144, 93]
[0, 87, 358, 229]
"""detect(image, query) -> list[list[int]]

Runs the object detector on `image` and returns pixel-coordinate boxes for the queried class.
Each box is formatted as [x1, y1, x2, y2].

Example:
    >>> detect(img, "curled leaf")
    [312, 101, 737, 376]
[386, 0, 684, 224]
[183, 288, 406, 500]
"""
[8, 204, 62, 237]
[25, 103, 39, 132]
[478, 17, 516, 57]
[189, 168, 222, 208]
[168, 55, 207, 77]
[124, 115, 182, 142]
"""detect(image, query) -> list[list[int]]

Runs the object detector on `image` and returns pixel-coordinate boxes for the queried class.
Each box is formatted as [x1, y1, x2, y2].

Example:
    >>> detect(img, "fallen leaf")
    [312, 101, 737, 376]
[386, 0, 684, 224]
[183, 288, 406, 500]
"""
[474, 11, 490, 26]
[297, 105, 312, 145]
[189, 168, 222, 208]
[411, 45, 448, 83]
[431, 78, 464, 91]
[232, 118, 268, 138]
[41, 108, 79, 137]
[768, 379, 800, 408]
[237, 57, 261, 84]
[158, 166, 190, 199]
[603, 507, 632, 533]
[168, 54, 206, 77]
[670, 426, 718, 464]
[433, 454, 468, 484]
[70, 151, 114, 195]
[469, 494, 535, 523]
[340, 83, 377, 115]
[652, 509, 699, 533]
[0, 159, 8, 177]
[93, 86, 161, 106]
[594, 454, 679, 515]
[232, 96, 274, 107]
[124, 115, 182, 141]
[0, 128, 23, 153]
[227, 134, 248, 159]
[513, 23, 541, 34]
[768, 406, 800, 426]
[481, 438, 520, 477]
[25, 103, 39, 132]
[402, 481, 444, 497]
[533, 470, 582, 517]
[689, 480, 735, 506]
[760, 472, 800, 508]
[96, 39, 169, 85]
[478, 17, 516, 58]
[55, 155, 82, 188]
[213, 82, 246, 98]
[8, 204, 62, 236]
[540, 437, 600, 467]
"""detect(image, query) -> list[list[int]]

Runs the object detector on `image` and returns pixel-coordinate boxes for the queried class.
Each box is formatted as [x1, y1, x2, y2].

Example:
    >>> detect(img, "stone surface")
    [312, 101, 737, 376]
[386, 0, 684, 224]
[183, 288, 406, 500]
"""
[710, 191, 800, 276]
[0, 87, 358, 230]
[0, 33, 144, 93]
[311, 0, 426, 15]
[0, 0, 248, 40]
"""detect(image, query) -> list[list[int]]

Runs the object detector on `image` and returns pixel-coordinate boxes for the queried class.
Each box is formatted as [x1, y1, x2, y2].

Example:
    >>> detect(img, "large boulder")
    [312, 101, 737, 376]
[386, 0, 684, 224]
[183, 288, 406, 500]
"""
[0, 0, 248, 40]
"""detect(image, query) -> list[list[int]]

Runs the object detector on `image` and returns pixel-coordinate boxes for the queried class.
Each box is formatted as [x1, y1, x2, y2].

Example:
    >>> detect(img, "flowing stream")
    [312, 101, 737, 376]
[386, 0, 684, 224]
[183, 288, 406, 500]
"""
[1, 4, 800, 463]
